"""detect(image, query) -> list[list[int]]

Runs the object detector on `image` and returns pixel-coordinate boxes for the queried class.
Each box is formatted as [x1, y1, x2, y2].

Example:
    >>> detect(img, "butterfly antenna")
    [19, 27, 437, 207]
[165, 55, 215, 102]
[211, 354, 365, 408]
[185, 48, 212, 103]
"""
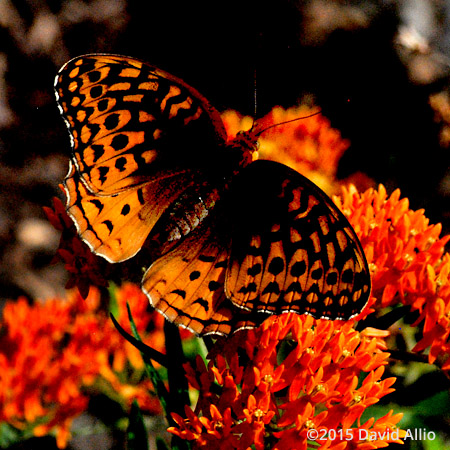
[254, 68, 258, 118]
[255, 108, 322, 137]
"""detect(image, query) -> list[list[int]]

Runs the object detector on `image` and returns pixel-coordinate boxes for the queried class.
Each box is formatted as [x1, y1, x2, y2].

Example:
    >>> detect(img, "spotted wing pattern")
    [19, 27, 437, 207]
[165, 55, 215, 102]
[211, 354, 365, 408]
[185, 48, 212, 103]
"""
[142, 215, 233, 335]
[55, 54, 227, 262]
[55, 54, 371, 336]
[64, 162, 212, 261]
[142, 161, 370, 335]
[226, 161, 369, 319]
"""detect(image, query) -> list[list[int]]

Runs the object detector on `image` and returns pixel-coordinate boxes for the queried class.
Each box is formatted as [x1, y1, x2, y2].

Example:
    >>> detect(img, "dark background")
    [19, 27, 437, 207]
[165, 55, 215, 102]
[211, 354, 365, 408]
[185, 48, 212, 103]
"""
[0, 0, 449, 308]
[1, 2, 450, 449]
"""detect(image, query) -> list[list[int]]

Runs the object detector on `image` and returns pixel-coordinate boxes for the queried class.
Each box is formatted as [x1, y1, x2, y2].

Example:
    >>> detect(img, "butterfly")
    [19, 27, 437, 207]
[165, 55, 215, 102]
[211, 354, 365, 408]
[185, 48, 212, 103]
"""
[54, 54, 371, 336]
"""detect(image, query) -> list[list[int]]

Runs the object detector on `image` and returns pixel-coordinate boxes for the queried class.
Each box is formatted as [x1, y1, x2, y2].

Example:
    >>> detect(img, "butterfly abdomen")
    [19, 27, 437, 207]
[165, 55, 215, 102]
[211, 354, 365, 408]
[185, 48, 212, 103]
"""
[146, 182, 224, 255]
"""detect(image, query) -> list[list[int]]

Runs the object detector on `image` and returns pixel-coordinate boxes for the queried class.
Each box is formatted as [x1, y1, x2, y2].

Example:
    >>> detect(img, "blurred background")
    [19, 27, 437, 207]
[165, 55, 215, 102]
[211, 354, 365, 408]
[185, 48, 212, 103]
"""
[1, 0, 450, 303]
[1, 0, 450, 448]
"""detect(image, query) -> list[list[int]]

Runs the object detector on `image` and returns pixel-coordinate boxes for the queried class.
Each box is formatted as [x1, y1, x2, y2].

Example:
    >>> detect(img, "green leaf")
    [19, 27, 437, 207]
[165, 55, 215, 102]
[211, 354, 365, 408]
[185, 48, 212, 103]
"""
[110, 312, 167, 367]
[108, 283, 120, 318]
[126, 400, 149, 450]
[124, 303, 171, 417]
[164, 321, 192, 450]
[164, 321, 190, 416]
[0, 423, 22, 448]
[414, 391, 450, 417]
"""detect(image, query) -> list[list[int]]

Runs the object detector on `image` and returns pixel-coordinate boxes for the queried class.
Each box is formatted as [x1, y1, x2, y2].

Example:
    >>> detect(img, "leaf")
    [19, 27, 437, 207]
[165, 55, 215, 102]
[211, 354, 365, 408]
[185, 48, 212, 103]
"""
[126, 400, 149, 450]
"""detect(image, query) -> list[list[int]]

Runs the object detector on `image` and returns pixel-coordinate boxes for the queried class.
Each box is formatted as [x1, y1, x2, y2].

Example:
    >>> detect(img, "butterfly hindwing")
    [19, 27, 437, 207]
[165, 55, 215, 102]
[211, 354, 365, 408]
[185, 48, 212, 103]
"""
[141, 160, 370, 335]
[141, 215, 238, 335]
[226, 160, 370, 320]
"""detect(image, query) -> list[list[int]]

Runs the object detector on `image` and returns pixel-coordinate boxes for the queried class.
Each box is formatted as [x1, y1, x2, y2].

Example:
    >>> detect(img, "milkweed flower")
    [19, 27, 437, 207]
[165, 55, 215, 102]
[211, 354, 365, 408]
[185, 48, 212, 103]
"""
[43, 104, 450, 448]
[334, 184, 450, 371]
[44, 197, 111, 298]
[0, 283, 166, 448]
[169, 314, 403, 449]
[221, 106, 360, 194]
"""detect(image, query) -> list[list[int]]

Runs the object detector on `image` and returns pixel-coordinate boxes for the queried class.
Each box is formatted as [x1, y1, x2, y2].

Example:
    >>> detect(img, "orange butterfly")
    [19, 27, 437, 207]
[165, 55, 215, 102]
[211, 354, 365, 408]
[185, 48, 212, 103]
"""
[55, 54, 370, 336]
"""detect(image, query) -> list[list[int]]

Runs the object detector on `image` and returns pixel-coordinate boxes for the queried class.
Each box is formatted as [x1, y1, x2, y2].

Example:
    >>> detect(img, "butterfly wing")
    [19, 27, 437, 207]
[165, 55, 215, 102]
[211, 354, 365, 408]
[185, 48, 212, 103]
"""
[56, 54, 370, 333]
[142, 159, 370, 335]
[141, 214, 234, 335]
[55, 54, 228, 261]
[64, 162, 216, 261]
[141, 212, 270, 336]
[226, 160, 371, 320]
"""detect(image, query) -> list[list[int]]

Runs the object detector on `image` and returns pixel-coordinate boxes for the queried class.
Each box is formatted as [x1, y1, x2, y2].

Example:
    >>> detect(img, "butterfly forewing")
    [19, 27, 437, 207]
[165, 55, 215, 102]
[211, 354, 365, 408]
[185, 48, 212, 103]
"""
[55, 55, 228, 195]
[65, 162, 218, 261]
[226, 160, 370, 320]
[56, 54, 230, 262]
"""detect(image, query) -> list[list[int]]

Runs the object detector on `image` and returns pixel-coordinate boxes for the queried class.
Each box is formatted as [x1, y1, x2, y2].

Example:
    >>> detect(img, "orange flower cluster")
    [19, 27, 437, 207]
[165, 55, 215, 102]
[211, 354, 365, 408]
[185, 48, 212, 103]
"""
[169, 314, 404, 449]
[0, 283, 165, 448]
[334, 184, 450, 370]
[44, 197, 111, 298]
[222, 106, 450, 373]
[38, 104, 450, 449]
[221, 106, 357, 194]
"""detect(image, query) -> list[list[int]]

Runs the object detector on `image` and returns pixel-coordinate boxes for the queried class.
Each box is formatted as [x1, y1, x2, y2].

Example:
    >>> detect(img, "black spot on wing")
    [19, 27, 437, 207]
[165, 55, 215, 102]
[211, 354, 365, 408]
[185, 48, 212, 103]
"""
[208, 280, 221, 291]
[198, 255, 216, 263]
[247, 263, 262, 277]
[90, 85, 103, 98]
[215, 260, 228, 269]
[268, 257, 284, 275]
[91, 144, 105, 162]
[193, 297, 209, 311]
[171, 289, 186, 299]
[104, 113, 120, 130]
[189, 271, 201, 281]
[88, 70, 101, 83]
[103, 220, 113, 234]
[342, 269, 354, 283]
[98, 166, 109, 184]
[111, 134, 129, 151]
[291, 260, 306, 277]
[98, 99, 109, 112]
[262, 281, 280, 296]
[120, 204, 131, 216]
[311, 267, 323, 280]
[326, 271, 338, 285]
[115, 156, 127, 172]
[137, 188, 145, 205]
[238, 282, 257, 294]
[286, 281, 302, 294]
[89, 199, 104, 213]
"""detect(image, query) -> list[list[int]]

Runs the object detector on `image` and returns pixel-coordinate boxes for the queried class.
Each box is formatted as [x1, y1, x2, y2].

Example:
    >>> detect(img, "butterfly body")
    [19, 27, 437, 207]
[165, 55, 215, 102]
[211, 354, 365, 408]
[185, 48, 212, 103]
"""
[55, 54, 370, 336]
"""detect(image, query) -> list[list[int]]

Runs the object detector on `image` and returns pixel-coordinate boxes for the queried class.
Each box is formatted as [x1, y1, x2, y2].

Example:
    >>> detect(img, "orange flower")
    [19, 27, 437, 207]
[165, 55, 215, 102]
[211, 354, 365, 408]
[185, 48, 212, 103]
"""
[0, 283, 168, 448]
[169, 314, 402, 449]
[44, 197, 110, 298]
[221, 106, 359, 194]
[334, 184, 450, 371]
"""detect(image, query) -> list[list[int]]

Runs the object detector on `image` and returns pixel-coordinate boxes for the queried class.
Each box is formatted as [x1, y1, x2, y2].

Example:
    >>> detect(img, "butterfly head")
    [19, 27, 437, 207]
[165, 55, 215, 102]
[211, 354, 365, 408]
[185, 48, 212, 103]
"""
[227, 129, 259, 168]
